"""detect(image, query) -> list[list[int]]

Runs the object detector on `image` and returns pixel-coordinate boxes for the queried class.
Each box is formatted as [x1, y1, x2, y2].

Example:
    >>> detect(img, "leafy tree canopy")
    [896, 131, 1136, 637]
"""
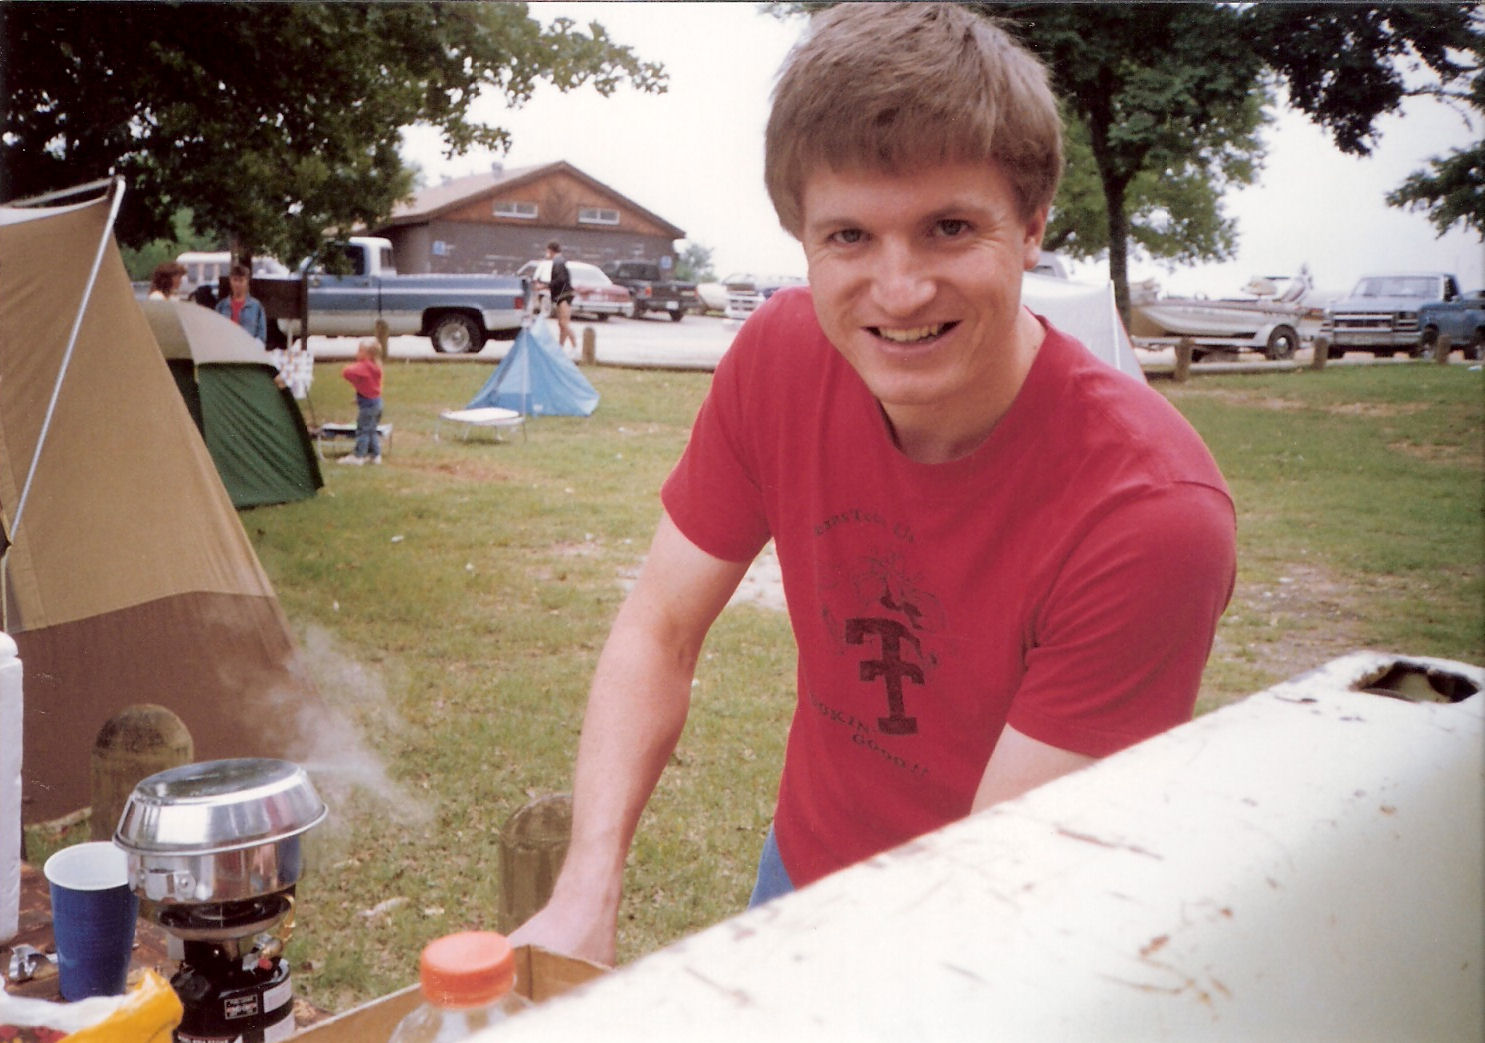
[996, 3, 1267, 314]
[1244, 3, 1477, 156]
[674, 241, 716, 283]
[1, 2, 665, 264]
[1383, 10, 1485, 238]
[1044, 94, 1268, 270]
[118, 208, 219, 281]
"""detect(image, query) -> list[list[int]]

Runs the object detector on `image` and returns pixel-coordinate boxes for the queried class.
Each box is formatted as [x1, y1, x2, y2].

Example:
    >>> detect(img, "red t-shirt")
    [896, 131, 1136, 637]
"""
[341, 358, 382, 399]
[662, 287, 1235, 886]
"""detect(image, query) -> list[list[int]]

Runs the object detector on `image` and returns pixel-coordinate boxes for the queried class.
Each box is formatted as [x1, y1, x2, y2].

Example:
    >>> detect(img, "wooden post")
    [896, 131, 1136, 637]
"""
[89, 705, 193, 841]
[1311, 336, 1330, 371]
[581, 327, 597, 366]
[374, 318, 391, 358]
[1172, 338, 1194, 382]
[1435, 333, 1453, 366]
[499, 793, 573, 934]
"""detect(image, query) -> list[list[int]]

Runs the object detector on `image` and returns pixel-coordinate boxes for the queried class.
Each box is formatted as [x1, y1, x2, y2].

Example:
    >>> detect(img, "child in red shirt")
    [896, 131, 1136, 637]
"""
[339, 338, 384, 465]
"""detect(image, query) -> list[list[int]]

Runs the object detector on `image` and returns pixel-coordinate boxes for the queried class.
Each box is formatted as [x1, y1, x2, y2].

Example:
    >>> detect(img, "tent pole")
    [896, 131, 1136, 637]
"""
[11, 177, 127, 543]
[3, 177, 115, 209]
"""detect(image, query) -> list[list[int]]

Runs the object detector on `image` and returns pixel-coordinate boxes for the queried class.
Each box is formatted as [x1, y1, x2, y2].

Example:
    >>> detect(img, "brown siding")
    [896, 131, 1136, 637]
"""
[383, 167, 681, 275]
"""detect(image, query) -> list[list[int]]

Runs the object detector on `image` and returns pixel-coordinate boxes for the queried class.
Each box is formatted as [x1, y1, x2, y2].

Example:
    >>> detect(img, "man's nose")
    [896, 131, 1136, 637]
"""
[870, 241, 934, 316]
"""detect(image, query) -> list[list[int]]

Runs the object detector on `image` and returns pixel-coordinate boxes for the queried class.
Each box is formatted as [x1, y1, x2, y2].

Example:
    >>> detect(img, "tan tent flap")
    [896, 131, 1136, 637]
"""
[16, 592, 311, 820]
[0, 195, 276, 632]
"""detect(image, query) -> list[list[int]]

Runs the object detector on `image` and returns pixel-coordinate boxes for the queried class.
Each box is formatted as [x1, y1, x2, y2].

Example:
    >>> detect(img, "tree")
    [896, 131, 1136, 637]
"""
[1, 2, 665, 265]
[1022, 2, 1481, 318]
[1044, 97, 1267, 271]
[1384, 13, 1485, 237]
[1245, 4, 1482, 239]
[119, 208, 218, 281]
[674, 241, 717, 283]
[996, 4, 1268, 321]
[1388, 138, 1485, 238]
[1244, 3, 1477, 157]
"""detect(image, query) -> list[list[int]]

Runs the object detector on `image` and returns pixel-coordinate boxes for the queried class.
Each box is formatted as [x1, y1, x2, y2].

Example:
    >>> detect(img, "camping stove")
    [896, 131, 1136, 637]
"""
[158, 893, 297, 1042]
[113, 758, 327, 1043]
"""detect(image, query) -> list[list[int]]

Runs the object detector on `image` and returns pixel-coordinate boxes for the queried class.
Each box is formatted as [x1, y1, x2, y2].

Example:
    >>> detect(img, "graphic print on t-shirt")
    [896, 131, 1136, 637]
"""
[819, 546, 944, 741]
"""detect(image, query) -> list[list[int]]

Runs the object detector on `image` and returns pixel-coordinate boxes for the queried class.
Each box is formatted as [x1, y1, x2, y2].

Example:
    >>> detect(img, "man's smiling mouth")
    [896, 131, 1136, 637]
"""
[871, 322, 957, 344]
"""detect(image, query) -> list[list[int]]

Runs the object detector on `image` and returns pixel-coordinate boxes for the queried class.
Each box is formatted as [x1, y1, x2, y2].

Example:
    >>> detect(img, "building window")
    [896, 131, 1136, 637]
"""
[578, 206, 620, 226]
[494, 200, 538, 219]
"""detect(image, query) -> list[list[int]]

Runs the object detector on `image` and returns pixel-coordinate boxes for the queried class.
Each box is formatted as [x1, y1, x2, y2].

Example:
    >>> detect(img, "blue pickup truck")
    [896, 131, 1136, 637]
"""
[262, 237, 528, 353]
[1418, 289, 1484, 360]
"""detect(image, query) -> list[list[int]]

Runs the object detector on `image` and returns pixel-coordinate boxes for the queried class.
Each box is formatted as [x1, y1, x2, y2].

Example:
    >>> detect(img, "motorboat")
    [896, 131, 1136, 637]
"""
[1131, 268, 1314, 358]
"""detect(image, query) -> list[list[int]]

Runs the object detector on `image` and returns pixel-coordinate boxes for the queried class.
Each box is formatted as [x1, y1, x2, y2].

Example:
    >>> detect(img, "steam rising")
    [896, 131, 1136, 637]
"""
[275, 625, 431, 833]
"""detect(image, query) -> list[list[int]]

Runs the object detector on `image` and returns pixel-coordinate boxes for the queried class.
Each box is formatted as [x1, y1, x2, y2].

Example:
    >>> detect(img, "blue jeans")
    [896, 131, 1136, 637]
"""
[748, 826, 795, 907]
[355, 396, 382, 458]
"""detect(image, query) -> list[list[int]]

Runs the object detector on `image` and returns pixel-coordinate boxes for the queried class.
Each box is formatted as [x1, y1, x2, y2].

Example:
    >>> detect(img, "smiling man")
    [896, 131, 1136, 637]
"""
[511, 3, 1236, 964]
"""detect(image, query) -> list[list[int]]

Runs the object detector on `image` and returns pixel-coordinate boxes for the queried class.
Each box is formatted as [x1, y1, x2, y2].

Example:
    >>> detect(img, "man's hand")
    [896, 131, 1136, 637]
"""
[508, 890, 619, 967]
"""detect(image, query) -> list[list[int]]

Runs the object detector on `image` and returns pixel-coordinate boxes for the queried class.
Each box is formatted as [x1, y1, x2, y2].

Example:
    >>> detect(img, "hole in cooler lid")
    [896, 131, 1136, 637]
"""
[1356, 662, 1479, 704]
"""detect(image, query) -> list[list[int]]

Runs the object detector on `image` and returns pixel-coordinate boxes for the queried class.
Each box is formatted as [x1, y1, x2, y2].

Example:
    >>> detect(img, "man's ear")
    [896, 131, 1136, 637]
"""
[1021, 206, 1049, 270]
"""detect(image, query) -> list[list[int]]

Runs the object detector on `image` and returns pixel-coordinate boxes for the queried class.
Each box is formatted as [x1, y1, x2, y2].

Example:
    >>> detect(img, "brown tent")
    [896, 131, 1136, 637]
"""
[0, 181, 321, 823]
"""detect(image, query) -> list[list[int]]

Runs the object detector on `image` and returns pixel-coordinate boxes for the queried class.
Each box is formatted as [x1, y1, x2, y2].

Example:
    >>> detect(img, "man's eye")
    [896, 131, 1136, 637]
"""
[830, 228, 865, 245]
[936, 219, 970, 237]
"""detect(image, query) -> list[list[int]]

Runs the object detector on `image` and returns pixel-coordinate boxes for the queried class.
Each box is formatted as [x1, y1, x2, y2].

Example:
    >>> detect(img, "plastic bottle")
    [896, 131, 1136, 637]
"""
[389, 931, 530, 1042]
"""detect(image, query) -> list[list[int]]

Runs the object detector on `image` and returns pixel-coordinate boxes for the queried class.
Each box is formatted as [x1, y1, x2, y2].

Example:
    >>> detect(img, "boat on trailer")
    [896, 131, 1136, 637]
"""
[1131, 269, 1314, 360]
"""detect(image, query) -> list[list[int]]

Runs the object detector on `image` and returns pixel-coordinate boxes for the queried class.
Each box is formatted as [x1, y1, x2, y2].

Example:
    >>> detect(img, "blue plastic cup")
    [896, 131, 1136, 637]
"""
[43, 841, 139, 1000]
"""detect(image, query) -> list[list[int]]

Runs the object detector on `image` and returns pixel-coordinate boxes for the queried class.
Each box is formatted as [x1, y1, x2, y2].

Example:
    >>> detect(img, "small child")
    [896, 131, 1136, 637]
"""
[339, 338, 384, 465]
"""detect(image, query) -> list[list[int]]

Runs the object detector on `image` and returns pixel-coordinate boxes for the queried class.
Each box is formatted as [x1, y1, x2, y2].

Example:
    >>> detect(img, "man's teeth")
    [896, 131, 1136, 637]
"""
[876, 324, 945, 343]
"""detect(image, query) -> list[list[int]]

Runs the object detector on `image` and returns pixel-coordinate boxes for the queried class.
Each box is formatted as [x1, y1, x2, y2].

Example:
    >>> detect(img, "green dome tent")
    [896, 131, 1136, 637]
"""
[141, 299, 323, 508]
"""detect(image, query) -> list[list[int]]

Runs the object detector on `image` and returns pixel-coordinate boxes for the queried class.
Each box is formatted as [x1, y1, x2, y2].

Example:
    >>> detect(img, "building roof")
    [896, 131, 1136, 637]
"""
[385, 160, 685, 239]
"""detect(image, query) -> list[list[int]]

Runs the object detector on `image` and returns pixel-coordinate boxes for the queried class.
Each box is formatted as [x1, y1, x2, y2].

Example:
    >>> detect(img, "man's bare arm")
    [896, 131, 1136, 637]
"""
[970, 725, 1096, 813]
[508, 512, 750, 964]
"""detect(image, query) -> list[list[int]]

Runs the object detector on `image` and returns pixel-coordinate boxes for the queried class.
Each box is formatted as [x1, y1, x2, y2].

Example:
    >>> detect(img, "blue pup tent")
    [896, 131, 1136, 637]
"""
[466, 319, 599, 417]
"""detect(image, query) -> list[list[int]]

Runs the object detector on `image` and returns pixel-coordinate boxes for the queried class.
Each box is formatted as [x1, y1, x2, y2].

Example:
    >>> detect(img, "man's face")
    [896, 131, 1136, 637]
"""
[229, 273, 249, 299]
[800, 161, 1046, 422]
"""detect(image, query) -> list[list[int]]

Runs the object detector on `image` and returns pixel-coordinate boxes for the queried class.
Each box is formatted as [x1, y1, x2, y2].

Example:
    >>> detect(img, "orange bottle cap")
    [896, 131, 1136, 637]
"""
[419, 932, 516, 1008]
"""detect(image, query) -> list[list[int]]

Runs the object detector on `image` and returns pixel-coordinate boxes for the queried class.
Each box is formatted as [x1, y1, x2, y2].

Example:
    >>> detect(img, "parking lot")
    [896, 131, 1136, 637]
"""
[306, 311, 739, 370]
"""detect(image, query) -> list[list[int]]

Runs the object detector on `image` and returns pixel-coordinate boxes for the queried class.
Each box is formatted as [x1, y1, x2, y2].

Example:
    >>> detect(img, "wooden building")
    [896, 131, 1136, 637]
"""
[374, 160, 686, 277]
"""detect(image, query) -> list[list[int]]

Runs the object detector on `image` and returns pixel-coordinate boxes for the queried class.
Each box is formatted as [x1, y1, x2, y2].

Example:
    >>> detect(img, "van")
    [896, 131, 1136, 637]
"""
[176, 252, 289, 301]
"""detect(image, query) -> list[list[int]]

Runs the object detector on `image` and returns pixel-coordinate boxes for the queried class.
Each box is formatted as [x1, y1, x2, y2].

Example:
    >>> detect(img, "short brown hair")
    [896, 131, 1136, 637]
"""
[149, 261, 186, 293]
[765, 3, 1063, 236]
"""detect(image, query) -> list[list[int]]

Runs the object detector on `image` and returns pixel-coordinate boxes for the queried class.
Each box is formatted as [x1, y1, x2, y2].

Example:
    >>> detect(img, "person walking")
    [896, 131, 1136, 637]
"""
[546, 241, 577, 352]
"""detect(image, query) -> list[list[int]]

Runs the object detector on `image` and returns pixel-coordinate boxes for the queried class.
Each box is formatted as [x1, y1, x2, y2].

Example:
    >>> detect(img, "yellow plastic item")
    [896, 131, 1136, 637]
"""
[62, 970, 182, 1043]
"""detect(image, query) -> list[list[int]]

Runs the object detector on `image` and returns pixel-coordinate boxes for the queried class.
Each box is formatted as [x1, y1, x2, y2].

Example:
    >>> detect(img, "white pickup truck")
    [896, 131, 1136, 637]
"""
[259, 237, 529, 353]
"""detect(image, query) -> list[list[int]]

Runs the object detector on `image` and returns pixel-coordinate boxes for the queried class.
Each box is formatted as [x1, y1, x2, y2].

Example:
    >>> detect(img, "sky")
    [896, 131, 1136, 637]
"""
[401, 2, 1483, 300]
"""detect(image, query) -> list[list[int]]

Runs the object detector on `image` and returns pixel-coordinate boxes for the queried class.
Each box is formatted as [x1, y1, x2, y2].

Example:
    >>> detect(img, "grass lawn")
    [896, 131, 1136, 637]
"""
[49, 356, 1485, 1013]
